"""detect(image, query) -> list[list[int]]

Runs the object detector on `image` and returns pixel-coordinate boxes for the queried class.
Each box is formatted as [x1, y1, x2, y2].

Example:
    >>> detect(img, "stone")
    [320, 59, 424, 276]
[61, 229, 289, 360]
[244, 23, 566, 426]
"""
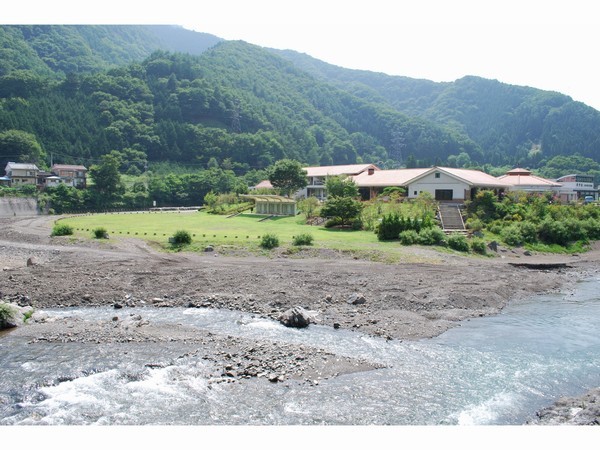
[0, 302, 22, 330]
[113, 303, 123, 309]
[347, 293, 367, 305]
[278, 306, 312, 328]
[268, 373, 280, 383]
[333, 322, 341, 329]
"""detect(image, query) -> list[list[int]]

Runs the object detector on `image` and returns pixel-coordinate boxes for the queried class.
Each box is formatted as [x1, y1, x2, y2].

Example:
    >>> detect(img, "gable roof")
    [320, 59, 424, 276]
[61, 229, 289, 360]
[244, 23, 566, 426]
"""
[352, 168, 429, 187]
[303, 163, 378, 177]
[253, 179, 274, 189]
[51, 164, 87, 171]
[5, 162, 39, 171]
[353, 166, 511, 188]
[498, 168, 562, 188]
[431, 167, 512, 188]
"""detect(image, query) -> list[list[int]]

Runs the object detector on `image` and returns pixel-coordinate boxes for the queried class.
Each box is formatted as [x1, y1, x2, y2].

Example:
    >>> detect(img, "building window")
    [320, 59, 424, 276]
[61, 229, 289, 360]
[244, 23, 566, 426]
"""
[413, 191, 417, 196]
[435, 172, 440, 178]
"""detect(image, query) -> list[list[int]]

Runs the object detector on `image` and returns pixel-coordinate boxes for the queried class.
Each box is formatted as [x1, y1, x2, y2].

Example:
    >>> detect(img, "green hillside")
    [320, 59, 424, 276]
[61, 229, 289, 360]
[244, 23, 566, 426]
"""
[275, 49, 600, 169]
[0, 24, 598, 181]
[0, 28, 480, 173]
[0, 25, 221, 76]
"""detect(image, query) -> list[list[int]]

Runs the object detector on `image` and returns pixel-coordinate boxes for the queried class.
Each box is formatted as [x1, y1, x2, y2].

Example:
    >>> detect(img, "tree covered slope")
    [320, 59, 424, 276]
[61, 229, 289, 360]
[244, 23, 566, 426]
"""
[276, 49, 600, 168]
[0, 25, 598, 176]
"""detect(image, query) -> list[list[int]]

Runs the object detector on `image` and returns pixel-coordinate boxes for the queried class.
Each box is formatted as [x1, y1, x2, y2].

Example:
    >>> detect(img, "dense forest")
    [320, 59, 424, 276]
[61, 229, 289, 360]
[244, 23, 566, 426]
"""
[275, 49, 600, 173]
[1, 24, 599, 184]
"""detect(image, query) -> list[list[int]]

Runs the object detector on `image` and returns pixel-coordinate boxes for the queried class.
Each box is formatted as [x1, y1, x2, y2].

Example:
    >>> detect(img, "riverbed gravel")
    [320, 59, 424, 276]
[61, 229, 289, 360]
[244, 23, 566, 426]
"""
[1, 215, 599, 424]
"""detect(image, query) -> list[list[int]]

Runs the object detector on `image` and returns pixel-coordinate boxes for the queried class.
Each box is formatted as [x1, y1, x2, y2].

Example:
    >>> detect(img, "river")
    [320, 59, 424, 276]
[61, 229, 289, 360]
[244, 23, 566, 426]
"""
[1, 276, 599, 425]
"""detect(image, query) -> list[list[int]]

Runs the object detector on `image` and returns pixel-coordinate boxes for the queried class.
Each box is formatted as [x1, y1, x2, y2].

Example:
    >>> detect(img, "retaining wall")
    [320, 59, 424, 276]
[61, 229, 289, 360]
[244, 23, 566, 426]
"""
[0, 197, 39, 217]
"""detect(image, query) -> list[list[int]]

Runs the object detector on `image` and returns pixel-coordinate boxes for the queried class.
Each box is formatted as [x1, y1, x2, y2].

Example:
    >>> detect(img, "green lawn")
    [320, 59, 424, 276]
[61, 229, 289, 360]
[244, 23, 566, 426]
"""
[59, 210, 439, 262]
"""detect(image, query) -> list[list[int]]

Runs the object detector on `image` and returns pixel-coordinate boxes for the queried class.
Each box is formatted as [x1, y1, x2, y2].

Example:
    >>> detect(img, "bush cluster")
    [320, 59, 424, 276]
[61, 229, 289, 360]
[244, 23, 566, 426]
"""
[377, 212, 435, 241]
[260, 233, 280, 249]
[172, 230, 192, 245]
[448, 234, 470, 252]
[92, 227, 109, 239]
[292, 233, 314, 246]
[467, 190, 600, 248]
[51, 223, 74, 236]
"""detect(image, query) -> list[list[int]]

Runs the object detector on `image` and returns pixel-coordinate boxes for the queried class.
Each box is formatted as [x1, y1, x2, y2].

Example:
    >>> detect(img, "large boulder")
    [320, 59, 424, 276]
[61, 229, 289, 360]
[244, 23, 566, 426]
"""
[0, 302, 23, 330]
[278, 306, 313, 328]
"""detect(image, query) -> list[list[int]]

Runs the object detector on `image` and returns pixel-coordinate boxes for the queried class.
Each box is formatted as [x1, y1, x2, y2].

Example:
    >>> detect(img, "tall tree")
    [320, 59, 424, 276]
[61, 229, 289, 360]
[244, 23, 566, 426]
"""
[325, 175, 359, 198]
[268, 159, 307, 197]
[0, 129, 46, 166]
[88, 153, 125, 207]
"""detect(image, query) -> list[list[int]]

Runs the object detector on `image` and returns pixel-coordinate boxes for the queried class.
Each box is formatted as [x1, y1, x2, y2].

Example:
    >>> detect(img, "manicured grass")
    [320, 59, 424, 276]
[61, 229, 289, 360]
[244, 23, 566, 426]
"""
[59, 210, 436, 262]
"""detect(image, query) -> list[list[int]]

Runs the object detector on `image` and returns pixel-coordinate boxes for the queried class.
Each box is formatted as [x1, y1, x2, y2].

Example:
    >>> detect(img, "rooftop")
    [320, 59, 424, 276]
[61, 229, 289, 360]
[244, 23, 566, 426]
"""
[5, 162, 39, 171]
[498, 168, 562, 187]
[304, 163, 378, 177]
[51, 164, 87, 171]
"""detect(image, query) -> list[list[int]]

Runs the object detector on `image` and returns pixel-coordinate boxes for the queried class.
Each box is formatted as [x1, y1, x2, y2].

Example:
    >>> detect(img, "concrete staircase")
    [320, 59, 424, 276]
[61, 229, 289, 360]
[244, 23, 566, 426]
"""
[438, 203, 467, 234]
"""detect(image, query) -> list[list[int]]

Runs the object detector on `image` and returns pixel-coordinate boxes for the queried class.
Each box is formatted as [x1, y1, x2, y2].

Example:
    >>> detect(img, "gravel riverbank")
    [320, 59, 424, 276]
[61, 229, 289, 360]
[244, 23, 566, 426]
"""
[1, 215, 599, 424]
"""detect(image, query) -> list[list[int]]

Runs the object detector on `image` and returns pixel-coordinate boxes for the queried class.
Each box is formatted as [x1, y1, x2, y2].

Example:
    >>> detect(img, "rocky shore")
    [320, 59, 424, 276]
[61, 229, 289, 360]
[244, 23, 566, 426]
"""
[2, 215, 600, 424]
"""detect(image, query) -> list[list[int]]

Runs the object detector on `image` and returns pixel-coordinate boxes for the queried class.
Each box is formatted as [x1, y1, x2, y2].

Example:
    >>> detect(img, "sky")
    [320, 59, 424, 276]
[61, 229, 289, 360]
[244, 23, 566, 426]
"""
[5, 0, 600, 111]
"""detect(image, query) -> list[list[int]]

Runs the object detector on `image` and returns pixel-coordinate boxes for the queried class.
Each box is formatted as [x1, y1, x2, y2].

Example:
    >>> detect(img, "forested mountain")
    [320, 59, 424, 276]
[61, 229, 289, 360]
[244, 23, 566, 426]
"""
[0, 26, 479, 174]
[0, 25, 221, 76]
[0, 24, 599, 181]
[275, 49, 600, 169]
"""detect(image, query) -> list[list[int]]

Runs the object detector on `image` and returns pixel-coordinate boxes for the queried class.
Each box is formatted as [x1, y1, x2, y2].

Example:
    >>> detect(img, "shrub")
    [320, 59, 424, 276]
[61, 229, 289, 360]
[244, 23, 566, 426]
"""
[351, 218, 363, 230]
[324, 217, 342, 228]
[417, 227, 447, 246]
[517, 221, 538, 244]
[465, 218, 484, 232]
[92, 227, 108, 239]
[470, 238, 487, 255]
[260, 233, 280, 249]
[377, 212, 402, 240]
[448, 234, 470, 252]
[399, 229, 419, 245]
[172, 230, 192, 245]
[582, 218, 600, 240]
[292, 233, 314, 246]
[501, 224, 524, 247]
[487, 220, 504, 235]
[51, 223, 74, 236]
[537, 219, 570, 246]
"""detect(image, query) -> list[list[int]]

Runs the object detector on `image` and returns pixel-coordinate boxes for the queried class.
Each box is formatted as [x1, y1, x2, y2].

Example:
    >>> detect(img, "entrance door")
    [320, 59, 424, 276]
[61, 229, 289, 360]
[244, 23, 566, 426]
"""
[435, 189, 453, 201]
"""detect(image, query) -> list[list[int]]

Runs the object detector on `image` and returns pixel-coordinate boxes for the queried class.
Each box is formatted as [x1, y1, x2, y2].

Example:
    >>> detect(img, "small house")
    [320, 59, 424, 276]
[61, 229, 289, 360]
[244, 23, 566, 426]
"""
[4, 162, 40, 187]
[51, 164, 87, 188]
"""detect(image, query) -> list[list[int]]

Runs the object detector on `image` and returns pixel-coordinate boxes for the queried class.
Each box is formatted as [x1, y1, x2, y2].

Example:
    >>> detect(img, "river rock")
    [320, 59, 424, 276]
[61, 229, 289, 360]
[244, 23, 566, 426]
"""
[0, 302, 24, 329]
[347, 293, 366, 305]
[278, 306, 312, 328]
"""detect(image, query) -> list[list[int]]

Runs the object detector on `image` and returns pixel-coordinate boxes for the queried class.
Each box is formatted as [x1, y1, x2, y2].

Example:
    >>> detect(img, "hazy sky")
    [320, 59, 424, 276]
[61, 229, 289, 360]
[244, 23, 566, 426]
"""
[8, 0, 600, 110]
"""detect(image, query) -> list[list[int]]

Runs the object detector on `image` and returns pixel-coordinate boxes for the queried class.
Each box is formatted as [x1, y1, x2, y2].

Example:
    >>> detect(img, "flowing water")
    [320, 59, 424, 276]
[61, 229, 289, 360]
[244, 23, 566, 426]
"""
[1, 276, 599, 425]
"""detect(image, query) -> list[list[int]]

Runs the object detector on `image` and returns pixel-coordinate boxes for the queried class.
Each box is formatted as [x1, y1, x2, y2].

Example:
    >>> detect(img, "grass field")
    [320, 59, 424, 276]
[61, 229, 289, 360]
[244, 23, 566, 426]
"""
[59, 210, 434, 262]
